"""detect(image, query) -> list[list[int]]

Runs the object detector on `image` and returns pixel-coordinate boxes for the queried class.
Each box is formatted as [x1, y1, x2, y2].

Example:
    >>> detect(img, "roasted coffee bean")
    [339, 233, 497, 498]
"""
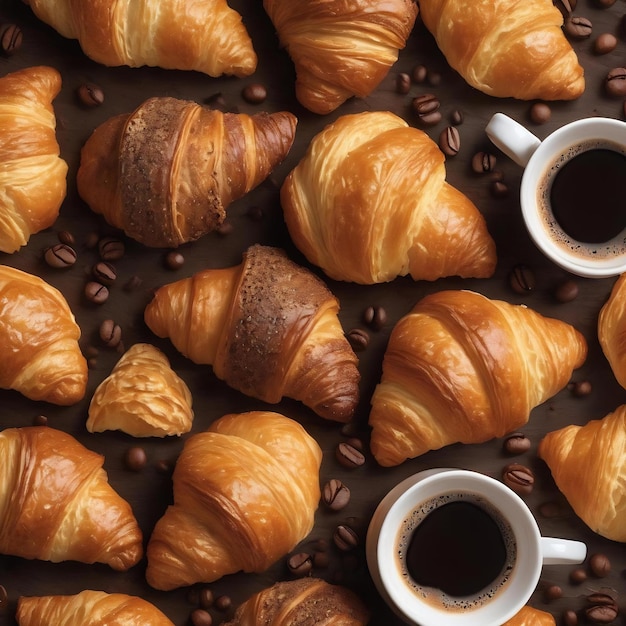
[346, 328, 369, 351]
[439, 126, 460, 156]
[509, 264, 536, 294]
[427, 70, 441, 86]
[502, 463, 534, 496]
[241, 83, 267, 104]
[198, 588, 214, 609]
[322, 479, 351, 511]
[592, 0, 616, 7]
[411, 94, 442, 125]
[395, 72, 411, 94]
[539, 500, 564, 518]
[593, 32, 617, 55]
[0, 584, 7, 611]
[333, 524, 359, 551]
[588, 552, 611, 577]
[605, 68, 626, 97]
[411, 64, 427, 83]
[544, 584, 563, 602]
[98, 236, 125, 261]
[205, 92, 227, 110]
[124, 446, 147, 471]
[553, 0, 576, 17]
[503, 432, 531, 455]
[214, 595, 232, 611]
[216, 220, 233, 236]
[77, 82, 104, 107]
[33, 414, 48, 426]
[92, 261, 116, 285]
[450, 109, 464, 125]
[584, 593, 618, 624]
[165, 250, 185, 270]
[529, 102, 551, 124]
[555, 279, 579, 302]
[490, 179, 509, 197]
[1, 23, 22, 55]
[562, 609, 578, 626]
[155, 458, 173, 474]
[335, 441, 365, 469]
[287, 552, 313, 577]
[44, 243, 77, 268]
[123, 275, 143, 292]
[99, 319, 122, 348]
[571, 380, 592, 397]
[362, 305, 387, 331]
[563, 16, 592, 40]
[471, 151, 497, 174]
[57, 230, 75, 246]
[569, 566, 588, 584]
[84, 281, 109, 304]
[190, 609, 213, 626]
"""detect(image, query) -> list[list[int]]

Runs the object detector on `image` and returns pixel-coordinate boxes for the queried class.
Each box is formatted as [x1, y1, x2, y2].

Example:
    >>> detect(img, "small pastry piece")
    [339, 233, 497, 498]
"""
[223, 578, 370, 625]
[418, 0, 584, 100]
[538, 405, 626, 542]
[502, 606, 556, 626]
[598, 273, 626, 389]
[87, 343, 194, 437]
[144, 244, 360, 422]
[0, 66, 67, 253]
[0, 265, 87, 405]
[369, 290, 587, 466]
[263, 0, 418, 114]
[77, 97, 297, 247]
[24, 0, 257, 77]
[17, 590, 175, 626]
[281, 111, 497, 283]
[0, 426, 143, 570]
[146, 411, 322, 590]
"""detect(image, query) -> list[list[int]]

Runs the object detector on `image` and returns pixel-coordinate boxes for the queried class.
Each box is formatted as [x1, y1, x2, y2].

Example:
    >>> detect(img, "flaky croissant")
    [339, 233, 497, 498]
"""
[281, 111, 497, 284]
[369, 290, 587, 466]
[0, 265, 87, 405]
[145, 411, 322, 590]
[263, 0, 418, 114]
[144, 245, 360, 422]
[538, 405, 626, 542]
[24, 0, 256, 77]
[17, 590, 174, 626]
[87, 343, 194, 437]
[77, 97, 297, 247]
[0, 66, 67, 253]
[223, 578, 370, 626]
[418, 0, 585, 100]
[0, 426, 143, 570]
[598, 273, 626, 390]
[502, 606, 556, 626]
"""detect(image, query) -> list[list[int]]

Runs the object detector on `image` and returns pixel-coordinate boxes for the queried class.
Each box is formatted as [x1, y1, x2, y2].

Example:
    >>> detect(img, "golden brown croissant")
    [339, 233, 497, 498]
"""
[0, 426, 143, 570]
[281, 111, 497, 284]
[223, 578, 370, 626]
[144, 244, 360, 422]
[24, 0, 256, 77]
[77, 97, 297, 248]
[17, 590, 174, 626]
[369, 290, 587, 466]
[598, 273, 626, 390]
[87, 343, 194, 437]
[502, 606, 556, 626]
[145, 411, 322, 590]
[0, 265, 87, 405]
[418, 0, 585, 100]
[0, 66, 67, 253]
[538, 404, 626, 542]
[263, 0, 418, 114]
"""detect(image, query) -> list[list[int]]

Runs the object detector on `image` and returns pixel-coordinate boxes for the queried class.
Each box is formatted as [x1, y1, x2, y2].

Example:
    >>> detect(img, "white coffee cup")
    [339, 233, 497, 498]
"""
[485, 113, 626, 278]
[366, 468, 586, 626]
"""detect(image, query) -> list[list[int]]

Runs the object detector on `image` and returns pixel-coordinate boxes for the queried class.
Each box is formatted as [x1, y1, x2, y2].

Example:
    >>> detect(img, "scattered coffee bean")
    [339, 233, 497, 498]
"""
[594, 32, 617, 55]
[502, 463, 534, 496]
[539, 500, 564, 518]
[124, 446, 147, 471]
[411, 64, 427, 83]
[569, 566, 588, 584]
[77, 82, 104, 107]
[214, 595, 232, 611]
[155, 459, 173, 474]
[427, 70, 441, 86]
[84, 231, 100, 249]
[322, 479, 351, 511]
[92, 261, 116, 285]
[287, 552, 313, 577]
[335, 441, 365, 469]
[563, 16, 592, 40]
[544, 584, 563, 602]
[592, 0, 615, 7]
[450, 109, 463, 125]
[205, 92, 227, 110]
[84, 281, 109, 304]
[362, 305, 387, 331]
[584, 593, 618, 624]
[84, 345, 99, 360]
[555, 279, 579, 302]
[33, 414, 48, 426]
[509, 264, 536, 294]
[529, 102, 551, 124]
[570, 380, 592, 397]
[490, 179, 509, 197]
[190, 608, 213, 626]
[98, 236, 125, 261]
[123, 275, 143, 292]
[333, 524, 359, 551]
[439, 126, 460, 156]
[165, 250, 185, 270]
[589, 553, 611, 577]
[216, 220, 233, 236]
[241, 83, 267, 104]
[57, 230, 75, 246]
[605, 68, 626, 97]
[396, 72, 411, 94]
[44, 243, 77, 268]
[411, 94, 442, 126]
[471, 151, 497, 174]
[562, 609, 578, 626]
[198, 588, 214, 609]
[346, 328, 369, 352]
[1, 23, 22, 55]
[503, 432, 531, 455]
[99, 319, 122, 348]
[553, 0, 576, 17]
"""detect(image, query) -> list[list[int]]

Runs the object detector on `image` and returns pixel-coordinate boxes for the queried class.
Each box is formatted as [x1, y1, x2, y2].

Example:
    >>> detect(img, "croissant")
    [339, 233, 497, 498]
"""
[23, 0, 256, 77]
[598, 273, 626, 390]
[145, 411, 322, 590]
[369, 289, 587, 466]
[502, 606, 556, 626]
[0, 66, 67, 253]
[263, 0, 418, 114]
[87, 343, 194, 437]
[144, 244, 360, 422]
[538, 404, 626, 542]
[0, 265, 87, 405]
[223, 578, 370, 626]
[77, 97, 297, 248]
[17, 590, 174, 626]
[418, 0, 585, 100]
[281, 111, 497, 284]
[0, 426, 143, 570]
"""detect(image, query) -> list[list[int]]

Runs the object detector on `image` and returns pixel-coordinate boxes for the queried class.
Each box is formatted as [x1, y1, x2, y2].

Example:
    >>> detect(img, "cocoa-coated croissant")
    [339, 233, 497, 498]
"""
[0, 66, 67, 253]
[598, 273, 626, 390]
[263, 0, 418, 114]
[17, 590, 174, 626]
[0, 426, 143, 570]
[223, 578, 370, 626]
[281, 111, 497, 283]
[144, 245, 360, 422]
[145, 411, 322, 590]
[0, 265, 87, 405]
[24, 0, 256, 77]
[502, 606, 556, 626]
[77, 97, 297, 247]
[369, 290, 587, 466]
[538, 404, 626, 542]
[87, 343, 194, 437]
[418, 0, 585, 100]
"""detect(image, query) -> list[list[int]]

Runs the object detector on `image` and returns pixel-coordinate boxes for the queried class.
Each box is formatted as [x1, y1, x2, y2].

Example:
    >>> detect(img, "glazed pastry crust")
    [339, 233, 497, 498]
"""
[598, 273, 626, 389]
[503, 606, 556, 626]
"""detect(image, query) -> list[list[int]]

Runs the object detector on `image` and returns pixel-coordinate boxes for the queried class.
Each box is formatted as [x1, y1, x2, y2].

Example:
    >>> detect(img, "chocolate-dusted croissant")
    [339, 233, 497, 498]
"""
[263, 0, 418, 114]
[24, 0, 257, 77]
[0, 426, 143, 570]
[0, 66, 67, 253]
[538, 404, 626, 542]
[0, 264, 87, 405]
[146, 411, 322, 590]
[77, 97, 297, 247]
[598, 272, 626, 390]
[223, 578, 370, 625]
[281, 111, 497, 283]
[503, 606, 556, 626]
[17, 590, 175, 626]
[144, 244, 360, 422]
[369, 290, 587, 466]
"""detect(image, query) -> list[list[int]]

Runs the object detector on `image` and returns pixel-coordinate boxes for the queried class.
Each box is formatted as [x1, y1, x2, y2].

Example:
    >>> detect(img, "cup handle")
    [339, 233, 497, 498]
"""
[485, 112, 542, 167]
[540, 537, 587, 565]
